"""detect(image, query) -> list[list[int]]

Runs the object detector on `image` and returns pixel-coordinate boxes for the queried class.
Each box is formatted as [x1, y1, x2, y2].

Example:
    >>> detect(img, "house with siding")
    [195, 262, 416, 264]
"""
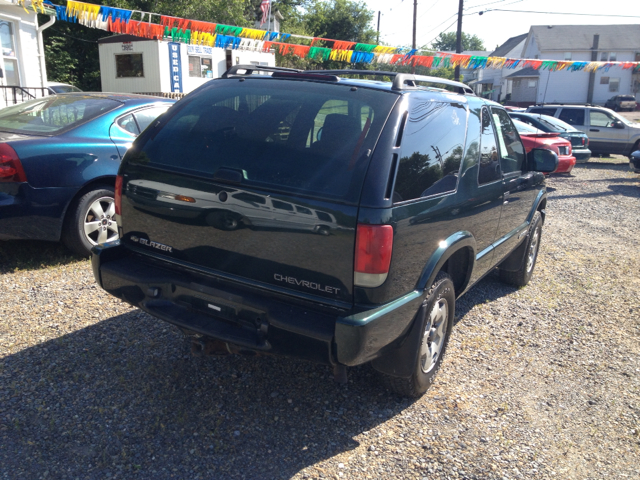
[0, 0, 56, 106]
[469, 33, 528, 102]
[512, 24, 640, 106]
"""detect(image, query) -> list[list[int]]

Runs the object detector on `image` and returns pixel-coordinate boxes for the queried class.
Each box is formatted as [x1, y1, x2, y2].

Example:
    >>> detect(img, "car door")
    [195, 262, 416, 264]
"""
[491, 107, 539, 263]
[558, 107, 588, 136]
[586, 109, 629, 154]
[467, 106, 504, 285]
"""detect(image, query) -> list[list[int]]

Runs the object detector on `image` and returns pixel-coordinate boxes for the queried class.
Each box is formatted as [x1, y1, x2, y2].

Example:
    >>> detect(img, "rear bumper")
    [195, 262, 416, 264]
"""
[572, 148, 591, 163]
[92, 242, 422, 367]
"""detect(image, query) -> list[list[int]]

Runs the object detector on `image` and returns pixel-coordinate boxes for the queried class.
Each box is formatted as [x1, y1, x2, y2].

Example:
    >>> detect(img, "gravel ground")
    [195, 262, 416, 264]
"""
[1, 159, 639, 480]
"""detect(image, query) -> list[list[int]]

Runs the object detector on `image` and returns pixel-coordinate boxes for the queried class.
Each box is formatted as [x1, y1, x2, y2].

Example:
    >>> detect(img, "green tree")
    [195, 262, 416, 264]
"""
[430, 31, 485, 52]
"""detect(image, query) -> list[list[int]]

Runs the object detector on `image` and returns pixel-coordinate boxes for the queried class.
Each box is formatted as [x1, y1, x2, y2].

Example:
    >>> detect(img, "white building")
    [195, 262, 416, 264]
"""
[469, 34, 528, 103]
[515, 25, 640, 106]
[98, 34, 276, 95]
[0, 0, 56, 106]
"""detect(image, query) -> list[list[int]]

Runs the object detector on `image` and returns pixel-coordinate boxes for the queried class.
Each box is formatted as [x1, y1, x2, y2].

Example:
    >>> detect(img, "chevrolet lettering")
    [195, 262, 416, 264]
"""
[92, 65, 557, 398]
[274, 274, 340, 294]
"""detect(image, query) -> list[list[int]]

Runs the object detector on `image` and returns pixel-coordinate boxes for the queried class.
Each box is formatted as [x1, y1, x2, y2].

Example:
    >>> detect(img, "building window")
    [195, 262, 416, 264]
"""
[528, 80, 537, 88]
[188, 56, 212, 78]
[600, 52, 617, 62]
[609, 78, 620, 92]
[115, 54, 144, 78]
[564, 52, 572, 61]
[0, 20, 19, 86]
[600, 77, 609, 85]
[514, 79, 521, 87]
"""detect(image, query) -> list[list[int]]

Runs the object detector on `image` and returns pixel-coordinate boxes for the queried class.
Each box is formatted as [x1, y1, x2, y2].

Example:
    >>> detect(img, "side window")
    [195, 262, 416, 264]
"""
[478, 107, 501, 185]
[558, 108, 585, 126]
[393, 101, 466, 202]
[492, 108, 525, 174]
[590, 110, 616, 127]
[528, 108, 556, 116]
[134, 106, 170, 132]
[117, 114, 139, 136]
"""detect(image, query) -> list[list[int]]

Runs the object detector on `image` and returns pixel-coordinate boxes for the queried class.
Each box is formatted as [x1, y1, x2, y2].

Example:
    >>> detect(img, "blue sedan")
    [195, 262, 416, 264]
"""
[0, 93, 174, 256]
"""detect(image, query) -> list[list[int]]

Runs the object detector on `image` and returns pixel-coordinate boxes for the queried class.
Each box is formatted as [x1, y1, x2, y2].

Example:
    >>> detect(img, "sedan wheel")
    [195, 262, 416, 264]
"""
[62, 187, 119, 257]
[83, 196, 119, 246]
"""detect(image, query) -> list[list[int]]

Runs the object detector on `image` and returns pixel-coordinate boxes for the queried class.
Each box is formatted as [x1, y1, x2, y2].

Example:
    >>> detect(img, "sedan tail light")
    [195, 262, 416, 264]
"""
[114, 174, 123, 215]
[0, 143, 27, 182]
[354, 224, 393, 288]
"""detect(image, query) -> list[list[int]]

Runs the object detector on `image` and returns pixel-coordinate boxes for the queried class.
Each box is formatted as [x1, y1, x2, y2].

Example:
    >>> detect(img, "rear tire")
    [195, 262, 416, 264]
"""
[499, 211, 542, 287]
[380, 272, 455, 398]
[62, 187, 118, 258]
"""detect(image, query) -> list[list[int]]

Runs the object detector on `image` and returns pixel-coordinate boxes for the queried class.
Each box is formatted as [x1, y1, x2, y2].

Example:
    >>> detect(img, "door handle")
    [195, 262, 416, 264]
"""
[590, 129, 599, 132]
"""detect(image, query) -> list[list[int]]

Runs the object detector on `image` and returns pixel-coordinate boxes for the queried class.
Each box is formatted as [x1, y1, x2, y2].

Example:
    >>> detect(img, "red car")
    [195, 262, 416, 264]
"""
[512, 119, 576, 174]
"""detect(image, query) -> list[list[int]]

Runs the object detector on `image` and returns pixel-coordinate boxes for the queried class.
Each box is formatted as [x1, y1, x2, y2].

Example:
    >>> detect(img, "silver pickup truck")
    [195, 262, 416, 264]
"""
[527, 104, 640, 158]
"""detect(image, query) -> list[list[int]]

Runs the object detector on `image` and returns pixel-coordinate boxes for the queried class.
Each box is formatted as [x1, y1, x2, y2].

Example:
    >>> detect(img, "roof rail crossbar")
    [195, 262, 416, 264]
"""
[393, 74, 474, 95]
[222, 64, 303, 78]
[308, 70, 474, 94]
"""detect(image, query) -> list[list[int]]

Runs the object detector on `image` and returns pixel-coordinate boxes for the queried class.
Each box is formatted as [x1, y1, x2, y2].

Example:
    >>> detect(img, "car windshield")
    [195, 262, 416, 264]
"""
[618, 96, 635, 101]
[129, 80, 398, 203]
[608, 109, 635, 126]
[49, 85, 83, 93]
[532, 114, 577, 132]
[512, 119, 540, 134]
[0, 95, 121, 134]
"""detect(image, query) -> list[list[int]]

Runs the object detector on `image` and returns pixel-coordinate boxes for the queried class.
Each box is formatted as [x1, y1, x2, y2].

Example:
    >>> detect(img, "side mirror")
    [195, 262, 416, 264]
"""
[612, 120, 625, 129]
[527, 148, 558, 173]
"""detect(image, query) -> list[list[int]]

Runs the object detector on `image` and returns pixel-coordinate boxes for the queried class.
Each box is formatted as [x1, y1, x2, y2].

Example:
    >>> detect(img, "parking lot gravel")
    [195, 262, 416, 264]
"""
[1, 159, 639, 480]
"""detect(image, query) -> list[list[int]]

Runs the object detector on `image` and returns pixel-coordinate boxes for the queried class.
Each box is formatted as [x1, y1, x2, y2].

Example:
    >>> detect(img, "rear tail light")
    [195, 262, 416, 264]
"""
[0, 143, 27, 183]
[354, 224, 393, 288]
[114, 175, 123, 215]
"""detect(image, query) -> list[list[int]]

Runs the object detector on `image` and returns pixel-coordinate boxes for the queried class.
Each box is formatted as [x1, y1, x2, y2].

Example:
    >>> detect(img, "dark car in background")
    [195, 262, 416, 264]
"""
[0, 93, 174, 256]
[510, 112, 590, 163]
[604, 95, 637, 112]
[91, 66, 557, 398]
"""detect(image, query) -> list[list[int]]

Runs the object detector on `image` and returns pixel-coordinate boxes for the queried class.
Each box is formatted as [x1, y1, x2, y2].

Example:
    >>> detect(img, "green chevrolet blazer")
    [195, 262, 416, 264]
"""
[92, 66, 557, 397]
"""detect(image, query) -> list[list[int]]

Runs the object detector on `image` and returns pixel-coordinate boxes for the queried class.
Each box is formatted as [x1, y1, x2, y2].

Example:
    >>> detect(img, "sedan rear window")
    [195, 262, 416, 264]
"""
[0, 95, 121, 134]
[130, 80, 398, 203]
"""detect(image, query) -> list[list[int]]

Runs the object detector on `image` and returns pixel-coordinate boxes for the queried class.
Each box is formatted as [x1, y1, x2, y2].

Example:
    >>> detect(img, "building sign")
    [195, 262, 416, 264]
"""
[121, 42, 133, 51]
[168, 42, 183, 93]
[187, 45, 213, 56]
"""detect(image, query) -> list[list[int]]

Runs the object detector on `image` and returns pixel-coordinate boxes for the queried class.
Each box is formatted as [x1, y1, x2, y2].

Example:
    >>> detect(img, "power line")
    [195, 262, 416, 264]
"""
[481, 8, 640, 18]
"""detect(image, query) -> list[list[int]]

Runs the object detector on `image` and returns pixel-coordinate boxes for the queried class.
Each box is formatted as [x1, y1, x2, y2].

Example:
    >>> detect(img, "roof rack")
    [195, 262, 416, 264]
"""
[305, 70, 474, 94]
[222, 65, 474, 95]
[221, 64, 302, 78]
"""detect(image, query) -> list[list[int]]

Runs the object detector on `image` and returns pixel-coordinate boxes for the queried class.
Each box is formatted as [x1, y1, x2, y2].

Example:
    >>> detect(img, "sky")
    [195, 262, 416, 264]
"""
[361, 0, 639, 53]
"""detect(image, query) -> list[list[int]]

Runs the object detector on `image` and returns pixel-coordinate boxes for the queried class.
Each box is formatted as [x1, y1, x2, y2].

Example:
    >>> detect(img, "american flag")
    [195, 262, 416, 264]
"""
[260, 0, 271, 26]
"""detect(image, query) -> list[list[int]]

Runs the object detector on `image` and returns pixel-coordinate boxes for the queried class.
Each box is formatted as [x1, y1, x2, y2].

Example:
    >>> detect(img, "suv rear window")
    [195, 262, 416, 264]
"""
[132, 80, 398, 203]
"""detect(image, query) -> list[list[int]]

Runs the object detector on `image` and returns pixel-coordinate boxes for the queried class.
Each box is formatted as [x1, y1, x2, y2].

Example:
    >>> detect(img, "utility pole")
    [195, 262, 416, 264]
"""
[454, 0, 463, 81]
[412, 0, 417, 74]
[377, 11, 381, 45]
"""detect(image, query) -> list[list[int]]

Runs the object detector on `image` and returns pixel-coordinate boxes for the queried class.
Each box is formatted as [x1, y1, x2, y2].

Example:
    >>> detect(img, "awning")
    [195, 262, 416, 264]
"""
[468, 79, 494, 85]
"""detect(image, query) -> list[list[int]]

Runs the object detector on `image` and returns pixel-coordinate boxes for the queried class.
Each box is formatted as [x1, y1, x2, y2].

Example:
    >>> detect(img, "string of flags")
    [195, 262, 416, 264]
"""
[41, 0, 640, 73]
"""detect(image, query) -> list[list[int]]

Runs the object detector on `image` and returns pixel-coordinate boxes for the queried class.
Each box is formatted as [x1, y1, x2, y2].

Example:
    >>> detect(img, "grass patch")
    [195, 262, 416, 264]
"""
[0, 240, 82, 273]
